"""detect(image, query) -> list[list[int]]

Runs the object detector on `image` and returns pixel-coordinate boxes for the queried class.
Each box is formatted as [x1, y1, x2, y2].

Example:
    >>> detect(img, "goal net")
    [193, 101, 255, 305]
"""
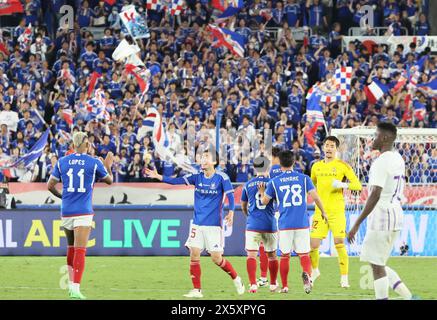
[331, 127, 437, 257]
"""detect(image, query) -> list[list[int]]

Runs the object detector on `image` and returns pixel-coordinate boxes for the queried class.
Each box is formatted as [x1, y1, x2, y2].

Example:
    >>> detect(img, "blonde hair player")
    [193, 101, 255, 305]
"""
[47, 132, 113, 299]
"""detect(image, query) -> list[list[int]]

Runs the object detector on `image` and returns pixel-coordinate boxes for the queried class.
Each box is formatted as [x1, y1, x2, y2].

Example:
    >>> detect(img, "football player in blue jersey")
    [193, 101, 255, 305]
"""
[256, 146, 283, 288]
[241, 156, 279, 293]
[145, 149, 245, 298]
[259, 150, 328, 294]
[48, 132, 113, 299]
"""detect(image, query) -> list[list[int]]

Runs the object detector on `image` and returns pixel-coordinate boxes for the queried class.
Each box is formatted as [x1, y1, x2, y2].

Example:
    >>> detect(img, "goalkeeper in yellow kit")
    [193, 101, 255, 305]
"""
[310, 136, 362, 288]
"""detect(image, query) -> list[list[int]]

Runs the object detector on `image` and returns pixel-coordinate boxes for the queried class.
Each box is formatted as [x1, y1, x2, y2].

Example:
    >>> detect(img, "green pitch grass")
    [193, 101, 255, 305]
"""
[0, 256, 435, 300]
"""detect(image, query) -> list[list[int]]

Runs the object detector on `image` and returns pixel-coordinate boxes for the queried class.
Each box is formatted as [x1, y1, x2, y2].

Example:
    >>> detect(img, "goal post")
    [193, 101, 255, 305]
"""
[329, 127, 437, 257]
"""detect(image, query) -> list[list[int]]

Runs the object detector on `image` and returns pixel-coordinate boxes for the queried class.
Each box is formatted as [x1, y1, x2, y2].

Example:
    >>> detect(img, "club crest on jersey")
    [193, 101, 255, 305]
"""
[332, 168, 337, 174]
[210, 182, 216, 190]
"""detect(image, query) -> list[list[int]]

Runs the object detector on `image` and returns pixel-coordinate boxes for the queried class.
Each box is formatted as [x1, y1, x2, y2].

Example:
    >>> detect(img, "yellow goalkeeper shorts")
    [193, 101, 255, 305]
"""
[310, 213, 346, 240]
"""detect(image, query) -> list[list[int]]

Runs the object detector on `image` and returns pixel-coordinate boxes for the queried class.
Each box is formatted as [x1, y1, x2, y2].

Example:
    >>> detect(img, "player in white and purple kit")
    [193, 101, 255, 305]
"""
[259, 150, 328, 294]
[256, 146, 282, 288]
[47, 132, 113, 299]
[348, 122, 414, 300]
[145, 150, 245, 298]
[241, 157, 279, 293]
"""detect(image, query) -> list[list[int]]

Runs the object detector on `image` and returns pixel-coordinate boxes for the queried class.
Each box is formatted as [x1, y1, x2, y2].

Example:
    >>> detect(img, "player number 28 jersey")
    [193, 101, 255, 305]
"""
[265, 170, 315, 230]
[51, 153, 109, 217]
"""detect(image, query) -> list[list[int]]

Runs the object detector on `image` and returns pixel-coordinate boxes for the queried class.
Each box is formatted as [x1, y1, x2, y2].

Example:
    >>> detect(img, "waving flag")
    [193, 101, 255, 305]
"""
[408, 55, 428, 87]
[392, 72, 408, 94]
[216, 0, 243, 22]
[142, 107, 197, 173]
[17, 24, 32, 46]
[146, 0, 164, 11]
[0, 0, 24, 16]
[62, 108, 73, 126]
[125, 63, 151, 94]
[334, 67, 352, 102]
[148, 108, 169, 148]
[86, 89, 109, 121]
[417, 78, 437, 97]
[120, 5, 150, 39]
[259, 8, 273, 21]
[413, 99, 426, 121]
[112, 39, 141, 62]
[306, 91, 325, 125]
[87, 71, 102, 97]
[364, 79, 389, 104]
[306, 67, 352, 104]
[169, 0, 186, 15]
[208, 24, 246, 58]
[11, 128, 50, 168]
[211, 0, 226, 11]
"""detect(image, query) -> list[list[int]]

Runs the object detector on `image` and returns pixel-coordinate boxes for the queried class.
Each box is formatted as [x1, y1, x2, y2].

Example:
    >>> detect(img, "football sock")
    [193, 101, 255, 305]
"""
[67, 245, 75, 286]
[374, 276, 389, 300]
[259, 245, 268, 278]
[386, 266, 412, 300]
[190, 260, 201, 289]
[268, 257, 279, 285]
[279, 256, 290, 288]
[246, 257, 257, 285]
[73, 247, 87, 286]
[299, 253, 312, 274]
[217, 258, 238, 280]
[309, 248, 320, 269]
[335, 243, 349, 276]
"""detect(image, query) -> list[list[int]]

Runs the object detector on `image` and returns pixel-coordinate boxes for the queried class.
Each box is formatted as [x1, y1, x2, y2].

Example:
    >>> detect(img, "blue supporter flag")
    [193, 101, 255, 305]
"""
[208, 24, 246, 58]
[215, 0, 243, 22]
[417, 78, 437, 97]
[11, 128, 50, 168]
[306, 89, 325, 125]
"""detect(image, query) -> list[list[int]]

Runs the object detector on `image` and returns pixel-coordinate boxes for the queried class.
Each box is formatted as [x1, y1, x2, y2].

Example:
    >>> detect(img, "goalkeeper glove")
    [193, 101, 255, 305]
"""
[332, 179, 349, 189]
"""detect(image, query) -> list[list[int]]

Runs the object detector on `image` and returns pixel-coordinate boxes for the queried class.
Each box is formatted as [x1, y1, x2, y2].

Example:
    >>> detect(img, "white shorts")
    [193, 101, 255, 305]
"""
[245, 231, 278, 252]
[61, 215, 94, 231]
[185, 224, 224, 253]
[279, 229, 311, 254]
[360, 230, 401, 266]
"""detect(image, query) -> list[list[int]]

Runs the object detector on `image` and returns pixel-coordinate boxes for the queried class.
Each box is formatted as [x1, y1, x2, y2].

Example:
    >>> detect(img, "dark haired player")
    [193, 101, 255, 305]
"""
[309, 136, 362, 288]
[256, 146, 283, 288]
[348, 122, 414, 300]
[241, 157, 279, 293]
[258, 150, 328, 294]
[145, 150, 244, 298]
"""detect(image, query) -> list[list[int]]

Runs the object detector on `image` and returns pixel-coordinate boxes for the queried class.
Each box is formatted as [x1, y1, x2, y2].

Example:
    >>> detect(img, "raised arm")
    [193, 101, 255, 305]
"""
[144, 167, 190, 185]
[99, 152, 114, 185]
[258, 182, 272, 205]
